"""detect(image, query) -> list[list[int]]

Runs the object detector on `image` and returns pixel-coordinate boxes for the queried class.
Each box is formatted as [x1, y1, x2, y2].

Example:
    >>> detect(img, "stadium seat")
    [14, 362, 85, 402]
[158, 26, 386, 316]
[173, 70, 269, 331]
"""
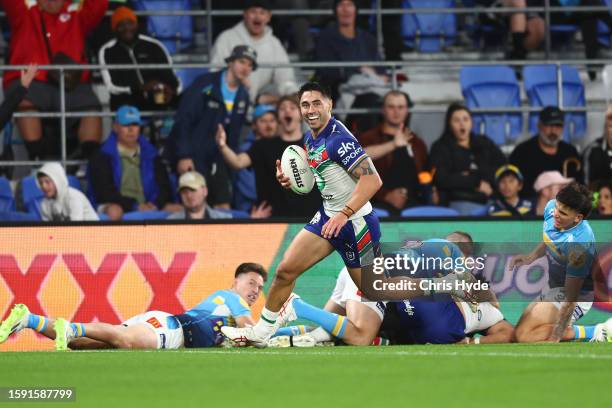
[132, 0, 194, 54]
[549, 24, 578, 49]
[400, 206, 459, 217]
[603, 64, 612, 103]
[597, 0, 612, 47]
[122, 210, 171, 220]
[401, 0, 457, 53]
[460, 65, 522, 144]
[0, 176, 15, 212]
[523, 64, 586, 141]
[372, 207, 391, 218]
[217, 209, 250, 219]
[175, 67, 208, 90]
[20, 176, 44, 219]
[0, 211, 39, 221]
[67, 175, 82, 192]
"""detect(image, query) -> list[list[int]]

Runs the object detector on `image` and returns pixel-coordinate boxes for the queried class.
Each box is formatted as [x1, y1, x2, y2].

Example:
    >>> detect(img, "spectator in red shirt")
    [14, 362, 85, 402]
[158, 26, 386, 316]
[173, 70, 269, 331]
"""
[1, 0, 108, 160]
[358, 90, 429, 214]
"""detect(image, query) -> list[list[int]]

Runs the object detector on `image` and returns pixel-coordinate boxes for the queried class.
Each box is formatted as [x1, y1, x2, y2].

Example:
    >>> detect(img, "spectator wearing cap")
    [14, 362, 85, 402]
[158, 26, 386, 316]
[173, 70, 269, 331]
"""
[98, 6, 180, 111]
[582, 105, 612, 186]
[216, 94, 321, 217]
[533, 171, 573, 216]
[488, 164, 534, 217]
[1, 0, 108, 161]
[88, 105, 177, 220]
[359, 90, 429, 214]
[165, 45, 253, 208]
[210, 0, 298, 101]
[314, 0, 387, 100]
[510, 106, 582, 199]
[167, 171, 233, 220]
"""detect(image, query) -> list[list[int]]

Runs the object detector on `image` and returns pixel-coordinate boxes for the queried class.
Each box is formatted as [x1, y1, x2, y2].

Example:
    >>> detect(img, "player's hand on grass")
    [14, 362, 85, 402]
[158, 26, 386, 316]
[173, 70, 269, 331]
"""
[215, 124, 227, 148]
[275, 160, 292, 189]
[322, 212, 348, 239]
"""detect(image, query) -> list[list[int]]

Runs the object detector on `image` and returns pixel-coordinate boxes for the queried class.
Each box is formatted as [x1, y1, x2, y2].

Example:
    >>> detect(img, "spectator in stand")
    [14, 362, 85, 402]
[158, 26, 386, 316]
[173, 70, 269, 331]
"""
[88, 106, 178, 221]
[1, 0, 108, 160]
[210, 0, 298, 101]
[430, 103, 506, 215]
[99, 6, 180, 111]
[216, 94, 321, 217]
[165, 45, 254, 208]
[583, 105, 612, 187]
[505, 0, 612, 79]
[233, 104, 278, 213]
[0, 65, 38, 134]
[488, 164, 534, 217]
[359, 90, 428, 214]
[314, 0, 387, 100]
[595, 179, 612, 216]
[167, 171, 233, 220]
[533, 170, 573, 216]
[510, 106, 582, 199]
[36, 162, 98, 221]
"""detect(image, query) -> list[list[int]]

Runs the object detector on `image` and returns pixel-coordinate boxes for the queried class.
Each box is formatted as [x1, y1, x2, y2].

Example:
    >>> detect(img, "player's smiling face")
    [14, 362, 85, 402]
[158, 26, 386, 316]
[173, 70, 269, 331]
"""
[300, 91, 332, 135]
[553, 201, 582, 230]
[233, 272, 265, 306]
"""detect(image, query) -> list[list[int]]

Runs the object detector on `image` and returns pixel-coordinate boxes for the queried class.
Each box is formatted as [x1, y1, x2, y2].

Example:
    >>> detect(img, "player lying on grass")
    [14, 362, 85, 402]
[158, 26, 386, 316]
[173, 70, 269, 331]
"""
[222, 82, 484, 347]
[0, 263, 290, 350]
[510, 182, 612, 343]
[268, 232, 513, 347]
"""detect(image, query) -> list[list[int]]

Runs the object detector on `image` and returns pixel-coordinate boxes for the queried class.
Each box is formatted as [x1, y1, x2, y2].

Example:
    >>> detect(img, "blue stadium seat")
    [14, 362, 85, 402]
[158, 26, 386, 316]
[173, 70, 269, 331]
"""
[523, 64, 586, 141]
[400, 206, 459, 217]
[401, 0, 457, 53]
[0, 176, 15, 212]
[550, 24, 578, 48]
[0, 211, 39, 221]
[67, 175, 82, 192]
[20, 176, 44, 219]
[597, 0, 612, 47]
[132, 0, 194, 54]
[122, 210, 171, 220]
[217, 209, 251, 219]
[175, 67, 208, 90]
[372, 207, 391, 218]
[460, 65, 522, 144]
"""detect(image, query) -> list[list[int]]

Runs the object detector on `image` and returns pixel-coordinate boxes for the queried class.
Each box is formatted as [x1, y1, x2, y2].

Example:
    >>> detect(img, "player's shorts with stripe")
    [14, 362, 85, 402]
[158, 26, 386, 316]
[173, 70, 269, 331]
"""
[304, 208, 381, 268]
[122, 311, 184, 349]
[330, 267, 386, 320]
[538, 286, 593, 322]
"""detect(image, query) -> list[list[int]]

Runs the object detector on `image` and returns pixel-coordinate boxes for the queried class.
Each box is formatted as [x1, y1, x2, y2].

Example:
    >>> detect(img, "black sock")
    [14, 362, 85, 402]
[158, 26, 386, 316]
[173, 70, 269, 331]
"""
[80, 141, 100, 159]
[24, 140, 45, 160]
[511, 32, 526, 58]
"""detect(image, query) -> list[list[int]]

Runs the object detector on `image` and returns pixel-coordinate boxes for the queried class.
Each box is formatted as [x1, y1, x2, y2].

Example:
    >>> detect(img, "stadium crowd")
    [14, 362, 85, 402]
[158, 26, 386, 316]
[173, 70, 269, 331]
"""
[0, 0, 610, 221]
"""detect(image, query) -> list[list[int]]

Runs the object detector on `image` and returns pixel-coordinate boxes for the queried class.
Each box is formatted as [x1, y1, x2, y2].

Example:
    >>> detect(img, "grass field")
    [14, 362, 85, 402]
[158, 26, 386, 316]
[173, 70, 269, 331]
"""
[2, 343, 611, 408]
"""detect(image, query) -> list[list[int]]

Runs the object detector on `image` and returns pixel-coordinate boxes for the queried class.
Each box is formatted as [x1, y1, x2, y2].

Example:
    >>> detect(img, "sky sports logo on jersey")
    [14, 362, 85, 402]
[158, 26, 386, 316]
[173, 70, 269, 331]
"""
[337, 141, 363, 166]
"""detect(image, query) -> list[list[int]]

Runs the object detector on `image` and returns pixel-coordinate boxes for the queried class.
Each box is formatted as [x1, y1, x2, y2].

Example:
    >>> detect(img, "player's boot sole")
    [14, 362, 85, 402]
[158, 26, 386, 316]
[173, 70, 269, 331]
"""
[0, 304, 29, 343]
[268, 334, 317, 348]
[54, 319, 70, 351]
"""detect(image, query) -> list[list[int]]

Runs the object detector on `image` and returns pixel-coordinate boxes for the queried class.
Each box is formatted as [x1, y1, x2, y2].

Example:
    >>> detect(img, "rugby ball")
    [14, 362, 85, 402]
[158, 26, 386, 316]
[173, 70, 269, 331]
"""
[280, 145, 315, 195]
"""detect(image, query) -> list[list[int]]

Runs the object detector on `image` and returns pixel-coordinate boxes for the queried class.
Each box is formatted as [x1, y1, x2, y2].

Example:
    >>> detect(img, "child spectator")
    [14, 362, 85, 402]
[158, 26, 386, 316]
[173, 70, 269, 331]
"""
[488, 164, 534, 217]
[36, 162, 98, 221]
[595, 180, 612, 216]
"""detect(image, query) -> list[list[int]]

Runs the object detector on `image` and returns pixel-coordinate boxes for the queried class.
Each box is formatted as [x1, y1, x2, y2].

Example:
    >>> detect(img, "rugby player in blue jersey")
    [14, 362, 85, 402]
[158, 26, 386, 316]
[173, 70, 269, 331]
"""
[0, 263, 285, 350]
[511, 183, 611, 343]
[222, 83, 480, 347]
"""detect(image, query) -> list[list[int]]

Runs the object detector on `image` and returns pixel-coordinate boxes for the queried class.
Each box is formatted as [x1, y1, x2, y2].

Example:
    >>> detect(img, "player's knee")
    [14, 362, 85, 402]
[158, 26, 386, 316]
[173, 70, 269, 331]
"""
[514, 325, 533, 343]
[274, 261, 299, 285]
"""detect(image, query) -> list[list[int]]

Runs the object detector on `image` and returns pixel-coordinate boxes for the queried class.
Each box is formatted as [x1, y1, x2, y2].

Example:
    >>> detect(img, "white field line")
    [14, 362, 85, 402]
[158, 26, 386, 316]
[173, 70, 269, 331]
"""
[69, 349, 612, 360]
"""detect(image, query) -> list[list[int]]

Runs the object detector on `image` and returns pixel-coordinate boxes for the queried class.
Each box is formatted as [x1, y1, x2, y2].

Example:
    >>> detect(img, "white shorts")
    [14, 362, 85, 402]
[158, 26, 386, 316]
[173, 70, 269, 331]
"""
[459, 302, 505, 335]
[538, 287, 593, 323]
[123, 311, 184, 349]
[330, 267, 386, 321]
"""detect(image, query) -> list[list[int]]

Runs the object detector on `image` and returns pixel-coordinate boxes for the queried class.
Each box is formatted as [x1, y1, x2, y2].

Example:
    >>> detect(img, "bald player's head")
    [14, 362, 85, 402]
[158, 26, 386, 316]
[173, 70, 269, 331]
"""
[445, 231, 474, 256]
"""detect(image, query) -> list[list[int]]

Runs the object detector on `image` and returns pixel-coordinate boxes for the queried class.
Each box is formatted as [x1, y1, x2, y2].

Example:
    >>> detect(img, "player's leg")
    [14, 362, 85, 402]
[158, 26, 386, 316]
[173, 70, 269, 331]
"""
[0, 304, 58, 343]
[514, 302, 575, 342]
[54, 319, 157, 351]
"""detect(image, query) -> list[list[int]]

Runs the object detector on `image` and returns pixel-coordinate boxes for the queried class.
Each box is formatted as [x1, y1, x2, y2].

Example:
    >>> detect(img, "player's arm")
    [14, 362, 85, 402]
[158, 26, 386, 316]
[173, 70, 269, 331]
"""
[215, 124, 252, 170]
[322, 155, 382, 238]
[549, 276, 584, 342]
[509, 242, 546, 270]
[478, 320, 514, 344]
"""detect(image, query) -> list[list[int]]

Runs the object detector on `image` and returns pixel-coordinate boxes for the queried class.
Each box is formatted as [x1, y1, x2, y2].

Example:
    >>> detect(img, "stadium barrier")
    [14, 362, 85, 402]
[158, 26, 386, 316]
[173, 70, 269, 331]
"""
[0, 219, 610, 351]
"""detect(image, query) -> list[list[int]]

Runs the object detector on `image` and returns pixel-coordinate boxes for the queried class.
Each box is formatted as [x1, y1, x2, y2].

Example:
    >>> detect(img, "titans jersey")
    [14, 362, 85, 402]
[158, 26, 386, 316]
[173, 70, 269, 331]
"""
[542, 199, 595, 290]
[305, 117, 372, 218]
[389, 238, 465, 279]
[174, 290, 251, 348]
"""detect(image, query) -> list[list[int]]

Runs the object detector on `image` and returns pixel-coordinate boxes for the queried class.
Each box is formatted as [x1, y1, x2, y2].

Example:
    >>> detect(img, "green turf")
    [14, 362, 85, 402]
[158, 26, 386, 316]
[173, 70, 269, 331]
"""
[2, 344, 611, 408]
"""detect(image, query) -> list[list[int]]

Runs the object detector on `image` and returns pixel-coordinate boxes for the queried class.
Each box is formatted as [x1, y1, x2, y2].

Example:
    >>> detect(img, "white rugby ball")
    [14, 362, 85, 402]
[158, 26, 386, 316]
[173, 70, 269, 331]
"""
[280, 145, 315, 195]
